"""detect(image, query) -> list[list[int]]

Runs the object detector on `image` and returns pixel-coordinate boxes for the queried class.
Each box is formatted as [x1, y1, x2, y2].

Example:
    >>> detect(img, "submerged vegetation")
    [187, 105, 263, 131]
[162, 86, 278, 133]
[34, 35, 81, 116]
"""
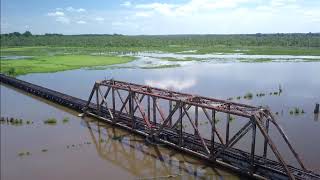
[228, 116, 235, 122]
[62, 117, 69, 124]
[0, 116, 73, 126]
[141, 64, 181, 69]
[0, 117, 34, 126]
[44, 118, 57, 125]
[18, 151, 31, 157]
[290, 107, 306, 115]
[244, 92, 253, 99]
[159, 57, 195, 62]
[228, 87, 283, 101]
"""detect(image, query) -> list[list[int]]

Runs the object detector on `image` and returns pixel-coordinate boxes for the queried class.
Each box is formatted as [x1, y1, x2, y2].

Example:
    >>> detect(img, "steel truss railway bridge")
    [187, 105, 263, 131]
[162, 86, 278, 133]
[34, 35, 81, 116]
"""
[1, 74, 319, 180]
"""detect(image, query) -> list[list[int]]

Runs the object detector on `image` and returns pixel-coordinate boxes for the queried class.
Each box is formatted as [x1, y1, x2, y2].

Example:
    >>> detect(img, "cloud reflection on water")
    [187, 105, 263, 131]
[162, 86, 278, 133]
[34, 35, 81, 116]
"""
[145, 78, 196, 91]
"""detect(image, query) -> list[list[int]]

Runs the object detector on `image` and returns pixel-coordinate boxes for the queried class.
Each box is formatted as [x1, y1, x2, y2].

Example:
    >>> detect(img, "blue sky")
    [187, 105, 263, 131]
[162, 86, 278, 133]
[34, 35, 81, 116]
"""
[1, 0, 319, 35]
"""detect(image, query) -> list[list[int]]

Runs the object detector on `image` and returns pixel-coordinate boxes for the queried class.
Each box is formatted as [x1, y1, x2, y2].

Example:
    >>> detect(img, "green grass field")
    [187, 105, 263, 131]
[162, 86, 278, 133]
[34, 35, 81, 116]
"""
[0, 55, 134, 76]
[1, 46, 320, 56]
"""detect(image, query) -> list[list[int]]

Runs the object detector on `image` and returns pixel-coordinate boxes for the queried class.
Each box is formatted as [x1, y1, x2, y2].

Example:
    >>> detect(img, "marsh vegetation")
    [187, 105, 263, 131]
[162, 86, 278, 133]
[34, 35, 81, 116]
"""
[1, 33, 320, 76]
[43, 118, 57, 125]
[62, 117, 69, 124]
[0, 117, 34, 126]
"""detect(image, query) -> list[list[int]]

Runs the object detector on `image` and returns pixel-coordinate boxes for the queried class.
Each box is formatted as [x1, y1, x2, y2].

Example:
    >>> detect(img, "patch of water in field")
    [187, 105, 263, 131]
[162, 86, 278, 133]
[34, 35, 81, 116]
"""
[0, 56, 34, 60]
[1, 57, 320, 178]
[109, 52, 320, 69]
[134, 52, 320, 60]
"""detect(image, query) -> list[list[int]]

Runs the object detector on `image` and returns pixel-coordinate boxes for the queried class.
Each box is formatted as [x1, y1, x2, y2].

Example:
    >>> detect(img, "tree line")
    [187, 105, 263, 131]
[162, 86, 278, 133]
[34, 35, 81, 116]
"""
[1, 31, 320, 48]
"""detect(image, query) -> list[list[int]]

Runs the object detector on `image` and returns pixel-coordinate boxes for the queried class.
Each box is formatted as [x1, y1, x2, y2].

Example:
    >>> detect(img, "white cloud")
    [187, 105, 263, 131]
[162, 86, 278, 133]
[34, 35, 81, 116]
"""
[78, 8, 86, 12]
[94, 17, 105, 22]
[56, 16, 70, 24]
[270, 0, 296, 7]
[135, 11, 152, 17]
[302, 10, 320, 22]
[121, 1, 132, 7]
[136, 3, 176, 16]
[135, 0, 250, 16]
[66, 7, 86, 12]
[66, 7, 74, 11]
[39, 0, 320, 34]
[47, 11, 65, 17]
[47, 7, 89, 25]
[76, 20, 87, 24]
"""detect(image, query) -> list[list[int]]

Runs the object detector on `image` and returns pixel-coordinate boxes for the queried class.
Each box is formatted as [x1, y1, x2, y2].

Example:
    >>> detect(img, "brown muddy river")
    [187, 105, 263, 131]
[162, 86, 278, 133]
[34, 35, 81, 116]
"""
[1, 58, 320, 179]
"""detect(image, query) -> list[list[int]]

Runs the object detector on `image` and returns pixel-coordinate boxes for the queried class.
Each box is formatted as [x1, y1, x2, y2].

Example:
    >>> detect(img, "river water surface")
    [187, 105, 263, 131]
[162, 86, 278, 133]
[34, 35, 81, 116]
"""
[1, 54, 320, 179]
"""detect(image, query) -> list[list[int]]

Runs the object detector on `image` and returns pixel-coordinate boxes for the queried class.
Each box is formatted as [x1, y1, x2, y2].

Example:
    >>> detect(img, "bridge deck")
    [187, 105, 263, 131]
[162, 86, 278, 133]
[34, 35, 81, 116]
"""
[1, 74, 319, 180]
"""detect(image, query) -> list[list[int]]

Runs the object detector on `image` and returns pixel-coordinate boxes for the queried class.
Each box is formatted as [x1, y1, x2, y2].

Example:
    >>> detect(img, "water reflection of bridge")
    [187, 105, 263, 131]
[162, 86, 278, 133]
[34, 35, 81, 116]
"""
[85, 120, 238, 179]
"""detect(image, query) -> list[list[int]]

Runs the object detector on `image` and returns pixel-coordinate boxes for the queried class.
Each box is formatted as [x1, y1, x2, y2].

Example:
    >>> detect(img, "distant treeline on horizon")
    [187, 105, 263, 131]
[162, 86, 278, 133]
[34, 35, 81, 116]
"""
[1, 31, 320, 47]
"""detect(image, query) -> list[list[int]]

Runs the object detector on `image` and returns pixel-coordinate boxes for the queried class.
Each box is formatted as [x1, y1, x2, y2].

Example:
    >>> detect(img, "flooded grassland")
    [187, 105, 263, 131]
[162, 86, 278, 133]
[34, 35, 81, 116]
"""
[1, 47, 320, 179]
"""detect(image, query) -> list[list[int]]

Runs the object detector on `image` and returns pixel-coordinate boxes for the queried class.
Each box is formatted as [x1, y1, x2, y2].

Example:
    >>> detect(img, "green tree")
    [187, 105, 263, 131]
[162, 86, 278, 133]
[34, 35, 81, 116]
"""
[12, 32, 21, 36]
[23, 31, 32, 37]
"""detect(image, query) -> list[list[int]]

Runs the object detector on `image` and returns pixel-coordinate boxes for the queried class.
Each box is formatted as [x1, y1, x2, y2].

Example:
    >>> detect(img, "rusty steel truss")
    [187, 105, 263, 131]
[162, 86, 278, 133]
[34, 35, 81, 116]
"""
[1, 74, 319, 180]
[82, 79, 319, 180]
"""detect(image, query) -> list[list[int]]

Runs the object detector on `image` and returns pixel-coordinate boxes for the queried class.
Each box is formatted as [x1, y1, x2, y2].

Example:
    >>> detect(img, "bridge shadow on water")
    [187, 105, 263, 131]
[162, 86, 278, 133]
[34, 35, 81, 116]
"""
[83, 119, 241, 180]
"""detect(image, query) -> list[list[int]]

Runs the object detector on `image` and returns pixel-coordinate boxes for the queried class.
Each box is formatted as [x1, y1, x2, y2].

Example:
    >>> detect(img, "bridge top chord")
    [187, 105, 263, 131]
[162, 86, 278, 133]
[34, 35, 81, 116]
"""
[98, 79, 261, 118]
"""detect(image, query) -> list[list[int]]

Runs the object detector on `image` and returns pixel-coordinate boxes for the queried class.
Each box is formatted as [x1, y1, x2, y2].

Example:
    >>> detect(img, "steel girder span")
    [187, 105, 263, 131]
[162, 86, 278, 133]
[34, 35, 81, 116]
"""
[82, 79, 320, 180]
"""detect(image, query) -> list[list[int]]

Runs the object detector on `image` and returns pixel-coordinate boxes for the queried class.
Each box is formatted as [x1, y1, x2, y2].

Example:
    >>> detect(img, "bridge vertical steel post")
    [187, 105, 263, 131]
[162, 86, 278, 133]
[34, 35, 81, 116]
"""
[169, 93, 173, 127]
[96, 85, 100, 115]
[263, 118, 270, 159]
[128, 91, 132, 116]
[195, 106, 198, 136]
[83, 83, 96, 112]
[226, 104, 230, 144]
[250, 117, 257, 174]
[132, 92, 136, 129]
[129, 90, 134, 129]
[153, 97, 157, 124]
[179, 101, 183, 146]
[211, 109, 216, 158]
[112, 80, 116, 117]
[148, 95, 151, 124]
